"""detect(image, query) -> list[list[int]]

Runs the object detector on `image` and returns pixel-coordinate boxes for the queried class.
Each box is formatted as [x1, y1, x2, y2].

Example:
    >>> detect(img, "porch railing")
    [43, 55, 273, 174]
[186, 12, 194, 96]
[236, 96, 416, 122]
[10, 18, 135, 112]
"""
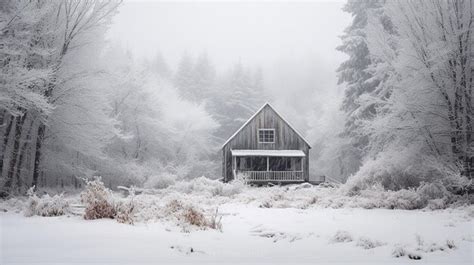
[238, 171, 304, 182]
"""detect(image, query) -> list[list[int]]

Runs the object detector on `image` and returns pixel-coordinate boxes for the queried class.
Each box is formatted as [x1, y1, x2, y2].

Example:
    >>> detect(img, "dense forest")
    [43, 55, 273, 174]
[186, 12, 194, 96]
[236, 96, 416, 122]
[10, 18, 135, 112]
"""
[0, 0, 473, 198]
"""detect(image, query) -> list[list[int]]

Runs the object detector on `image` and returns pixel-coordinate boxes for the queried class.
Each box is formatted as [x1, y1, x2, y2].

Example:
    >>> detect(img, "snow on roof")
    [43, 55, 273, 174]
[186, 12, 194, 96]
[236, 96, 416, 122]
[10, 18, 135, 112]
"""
[231, 149, 305, 157]
[221, 102, 312, 149]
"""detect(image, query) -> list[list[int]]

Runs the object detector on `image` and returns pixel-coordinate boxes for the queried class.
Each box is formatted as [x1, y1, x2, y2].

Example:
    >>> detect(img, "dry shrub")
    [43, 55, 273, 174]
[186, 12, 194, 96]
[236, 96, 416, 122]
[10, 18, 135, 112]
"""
[168, 202, 222, 230]
[116, 194, 135, 225]
[116, 202, 134, 224]
[84, 199, 116, 220]
[166, 199, 184, 213]
[182, 206, 207, 227]
[81, 178, 116, 220]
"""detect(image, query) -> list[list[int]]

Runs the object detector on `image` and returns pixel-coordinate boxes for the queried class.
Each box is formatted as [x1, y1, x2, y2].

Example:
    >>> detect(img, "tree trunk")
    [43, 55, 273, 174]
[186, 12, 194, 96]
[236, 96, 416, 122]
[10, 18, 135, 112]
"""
[32, 122, 45, 188]
[4, 114, 27, 195]
[14, 119, 34, 192]
[0, 115, 14, 177]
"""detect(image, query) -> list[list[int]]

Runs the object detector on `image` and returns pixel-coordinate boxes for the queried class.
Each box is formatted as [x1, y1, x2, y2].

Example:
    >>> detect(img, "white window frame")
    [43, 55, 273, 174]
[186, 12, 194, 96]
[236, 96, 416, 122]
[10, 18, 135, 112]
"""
[258, 129, 275, 143]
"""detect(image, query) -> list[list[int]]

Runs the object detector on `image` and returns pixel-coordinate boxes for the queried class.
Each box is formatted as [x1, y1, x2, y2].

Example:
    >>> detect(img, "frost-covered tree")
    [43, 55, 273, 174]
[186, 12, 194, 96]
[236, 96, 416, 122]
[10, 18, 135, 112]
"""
[174, 51, 216, 104]
[194, 52, 216, 103]
[334, 0, 385, 178]
[150, 51, 172, 79]
[211, 62, 266, 140]
[0, 0, 121, 195]
[103, 47, 219, 184]
[0, 0, 57, 194]
[174, 52, 196, 101]
[346, 0, 473, 191]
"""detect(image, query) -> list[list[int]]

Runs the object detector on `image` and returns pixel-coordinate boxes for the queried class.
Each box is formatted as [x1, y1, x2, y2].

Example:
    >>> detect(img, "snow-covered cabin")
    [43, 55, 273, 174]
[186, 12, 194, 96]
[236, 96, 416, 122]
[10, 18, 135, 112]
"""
[221, 103, 311, 184]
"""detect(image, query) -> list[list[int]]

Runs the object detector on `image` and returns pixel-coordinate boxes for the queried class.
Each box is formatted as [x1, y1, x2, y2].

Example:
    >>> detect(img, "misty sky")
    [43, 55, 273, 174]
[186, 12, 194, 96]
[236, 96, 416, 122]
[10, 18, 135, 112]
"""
[108, 0, 351, 134]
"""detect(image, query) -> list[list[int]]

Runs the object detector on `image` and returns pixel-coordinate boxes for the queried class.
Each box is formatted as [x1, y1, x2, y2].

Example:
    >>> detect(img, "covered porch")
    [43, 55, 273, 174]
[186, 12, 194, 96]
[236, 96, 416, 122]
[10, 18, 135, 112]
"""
[231, 149, 305, 183]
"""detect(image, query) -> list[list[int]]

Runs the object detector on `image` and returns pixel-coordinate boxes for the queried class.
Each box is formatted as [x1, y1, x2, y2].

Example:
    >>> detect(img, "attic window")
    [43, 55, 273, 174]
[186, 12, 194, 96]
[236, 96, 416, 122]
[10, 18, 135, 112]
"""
[258, 129, 274, 143]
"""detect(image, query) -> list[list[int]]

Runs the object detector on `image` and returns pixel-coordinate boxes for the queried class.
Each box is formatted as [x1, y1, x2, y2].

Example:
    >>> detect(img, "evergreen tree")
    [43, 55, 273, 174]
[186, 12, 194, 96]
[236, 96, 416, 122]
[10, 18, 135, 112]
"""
[334, 0, 385, 176]
[174, 53, 195, 101]
[150, 51, 171, 79]
[194, 52, 216, 102]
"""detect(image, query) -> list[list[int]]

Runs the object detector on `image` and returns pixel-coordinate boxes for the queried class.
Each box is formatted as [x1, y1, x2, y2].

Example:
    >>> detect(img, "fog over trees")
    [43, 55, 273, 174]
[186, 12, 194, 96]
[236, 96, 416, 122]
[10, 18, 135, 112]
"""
[0, 0, 472, 197]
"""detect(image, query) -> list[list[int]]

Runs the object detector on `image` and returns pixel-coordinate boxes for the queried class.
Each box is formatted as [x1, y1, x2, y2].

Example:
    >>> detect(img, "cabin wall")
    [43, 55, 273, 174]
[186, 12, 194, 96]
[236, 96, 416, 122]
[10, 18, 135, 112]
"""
[222, 105, 310, 182]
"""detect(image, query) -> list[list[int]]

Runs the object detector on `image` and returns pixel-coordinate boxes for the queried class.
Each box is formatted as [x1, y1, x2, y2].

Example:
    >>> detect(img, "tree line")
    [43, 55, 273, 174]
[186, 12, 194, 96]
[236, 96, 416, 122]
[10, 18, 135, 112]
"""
[326, 0, 473, 189]
[0, 0, 267, 196]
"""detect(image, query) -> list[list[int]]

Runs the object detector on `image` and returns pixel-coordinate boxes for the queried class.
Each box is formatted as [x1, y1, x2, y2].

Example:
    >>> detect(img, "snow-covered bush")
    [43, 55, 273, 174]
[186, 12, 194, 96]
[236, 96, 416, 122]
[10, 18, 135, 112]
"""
[331, 230, 353, 243]
[441, 173, 472, 195]
[356, 236, 385, 249]
[167, 176, 244, 197]
[115, 201, 135, 224]
[221, 174, 247, 196]
[81, 178, 116, 220]
[343, 146, 427, 195]
[386, 189, 425, 210]
[115, 189, 136, 225]
[417, 182, 450, 200]
[392, 246, 407, 258]
[342, 142, 472, 201]
[425, 199, 447, 210]
[24, 187, 69, 217]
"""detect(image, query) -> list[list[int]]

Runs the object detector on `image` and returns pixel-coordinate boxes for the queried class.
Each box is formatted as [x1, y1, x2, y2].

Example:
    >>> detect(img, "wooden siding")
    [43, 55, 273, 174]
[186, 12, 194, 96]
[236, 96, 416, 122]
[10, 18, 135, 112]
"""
[222, 104, 310, 182]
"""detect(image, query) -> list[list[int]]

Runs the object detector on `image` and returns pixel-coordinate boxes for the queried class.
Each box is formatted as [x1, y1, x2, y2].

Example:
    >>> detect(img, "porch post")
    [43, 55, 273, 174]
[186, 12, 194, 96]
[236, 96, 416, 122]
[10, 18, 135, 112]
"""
[232, 156, 236, 178]
[266, 156, 269, 171]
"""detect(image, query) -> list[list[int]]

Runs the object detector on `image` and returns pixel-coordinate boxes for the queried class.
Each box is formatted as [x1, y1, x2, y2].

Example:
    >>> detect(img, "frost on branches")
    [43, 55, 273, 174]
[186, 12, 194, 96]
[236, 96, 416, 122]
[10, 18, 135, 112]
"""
[333, 0, 473, 193]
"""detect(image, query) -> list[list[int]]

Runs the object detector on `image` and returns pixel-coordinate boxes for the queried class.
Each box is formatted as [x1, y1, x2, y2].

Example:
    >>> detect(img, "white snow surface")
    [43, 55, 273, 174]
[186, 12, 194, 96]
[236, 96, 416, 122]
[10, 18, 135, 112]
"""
[1, 181, 473, 264]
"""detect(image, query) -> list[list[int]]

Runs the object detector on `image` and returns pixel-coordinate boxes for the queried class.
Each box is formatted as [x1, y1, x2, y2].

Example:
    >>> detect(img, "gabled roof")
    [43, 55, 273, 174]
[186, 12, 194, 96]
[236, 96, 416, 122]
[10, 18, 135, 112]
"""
[231, 149, 306, 157]
[221, 102, 312, 149]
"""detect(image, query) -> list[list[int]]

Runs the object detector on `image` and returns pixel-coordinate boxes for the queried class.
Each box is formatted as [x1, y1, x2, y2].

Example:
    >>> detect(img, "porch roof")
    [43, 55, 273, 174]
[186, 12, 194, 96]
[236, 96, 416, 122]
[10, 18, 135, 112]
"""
[231, 149, 305, 157]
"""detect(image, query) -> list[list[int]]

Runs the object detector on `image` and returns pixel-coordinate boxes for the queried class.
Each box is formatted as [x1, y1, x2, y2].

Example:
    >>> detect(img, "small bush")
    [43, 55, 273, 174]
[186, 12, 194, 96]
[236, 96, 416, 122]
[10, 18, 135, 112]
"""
[81, 178, 116, 220]
[182, 206, 208, 227]
[446, 240, 456, 249]
[441, 172, 472, 195]
[426, 198, 447, 210]
[356, 236, 385, 249]
[24, 187, 69, 217]
[116, 195, 135, 225]
[386, 189, 425, 210]
[417, 182, 449, 200]
[331, 230, 353, 243]
[392, 246, 407, 258]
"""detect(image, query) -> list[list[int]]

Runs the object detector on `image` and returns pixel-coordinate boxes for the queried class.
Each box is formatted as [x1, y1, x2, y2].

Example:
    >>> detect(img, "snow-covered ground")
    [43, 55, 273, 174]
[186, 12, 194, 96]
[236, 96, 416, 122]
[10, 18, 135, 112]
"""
[1, 201, 473, 264]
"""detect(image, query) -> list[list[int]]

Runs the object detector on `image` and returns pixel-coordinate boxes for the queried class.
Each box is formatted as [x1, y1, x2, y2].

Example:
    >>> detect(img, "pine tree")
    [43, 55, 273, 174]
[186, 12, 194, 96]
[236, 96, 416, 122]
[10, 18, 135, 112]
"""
[194, 52, 216, 102]
[174, 53, 196, 101]
[150, 51, 171, 79]
[335, 0, 385, 176]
